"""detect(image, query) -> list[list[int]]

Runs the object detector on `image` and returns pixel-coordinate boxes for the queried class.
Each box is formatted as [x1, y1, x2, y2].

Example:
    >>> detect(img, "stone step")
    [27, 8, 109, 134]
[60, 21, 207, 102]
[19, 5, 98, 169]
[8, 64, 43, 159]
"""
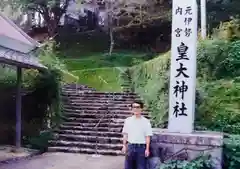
[64, 91, 133, 94]
[59, 125, 122, 132]
[63, 109, 131, 116]
[63, 112, 149, 120]
[63, 117, 125, 124]
[58, 134, 122, 144]
[63, 102, 132, 108]
[62, 99, 134, 104]
[62, 96, 138, 102]
[61, 93, 139, 99]
[63, 108, 148, 117]
[62, 89, 94, 93]
[49, 140, 122, 150]
[62, 91, 137, 96]
[122, 86, 131, 88]
[48, 146, 123, 156]
[62, 122, 123, 128]
[63, 112, 142, 119]
[63, 107, 133, 113]
[63, 105, 131, 111]
[55, 130, 122, 138]
[62, 84, 95, 90]
[122, 87, 131, 90]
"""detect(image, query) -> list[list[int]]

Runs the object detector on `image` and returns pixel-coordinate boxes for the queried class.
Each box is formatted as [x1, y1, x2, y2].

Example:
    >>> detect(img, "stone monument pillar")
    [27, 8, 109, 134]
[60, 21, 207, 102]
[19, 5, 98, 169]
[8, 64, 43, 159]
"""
[168, 0, 198, 134]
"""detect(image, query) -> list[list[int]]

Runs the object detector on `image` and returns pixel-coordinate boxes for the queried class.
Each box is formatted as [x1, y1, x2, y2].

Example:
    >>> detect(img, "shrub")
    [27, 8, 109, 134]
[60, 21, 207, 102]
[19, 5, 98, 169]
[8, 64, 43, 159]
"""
[31, 41, 66, 129]
[25, 130, 53, 152]
[223, 135, 240, 169]
[197, 39, 229, 79]
[221, 40, 240, 78]
[198, 39, 240, 79]
[212, 18, 240, 41]
[28, 40, 78, 128]
[0, 64, 17, 87]
[195, 80, 240, 134]
[160, 155, 213, 169]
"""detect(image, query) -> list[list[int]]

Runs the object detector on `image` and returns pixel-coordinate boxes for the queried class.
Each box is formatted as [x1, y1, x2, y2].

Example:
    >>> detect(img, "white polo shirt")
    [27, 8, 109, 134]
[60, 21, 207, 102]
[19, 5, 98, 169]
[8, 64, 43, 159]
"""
[122, 115, 153, 144]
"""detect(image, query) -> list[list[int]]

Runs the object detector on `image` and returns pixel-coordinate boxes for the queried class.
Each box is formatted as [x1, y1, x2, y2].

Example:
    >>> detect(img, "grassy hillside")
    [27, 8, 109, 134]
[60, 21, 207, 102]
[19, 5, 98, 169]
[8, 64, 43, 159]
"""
[62, 52, 155, 91]
[72, 67, 124, 92]
[128, 39, 240, 132]
[128, 52, 170, 126]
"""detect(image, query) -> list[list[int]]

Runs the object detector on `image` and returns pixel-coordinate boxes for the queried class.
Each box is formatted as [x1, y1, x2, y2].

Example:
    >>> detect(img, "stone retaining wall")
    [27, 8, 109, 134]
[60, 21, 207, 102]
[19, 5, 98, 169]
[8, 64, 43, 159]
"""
[148, 129, 223, 169]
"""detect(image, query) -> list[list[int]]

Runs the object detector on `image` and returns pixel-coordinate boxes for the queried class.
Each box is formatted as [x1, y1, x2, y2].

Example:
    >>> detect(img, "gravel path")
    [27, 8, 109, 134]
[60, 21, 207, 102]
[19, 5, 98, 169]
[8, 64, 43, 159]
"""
[0, 153, 124, 169]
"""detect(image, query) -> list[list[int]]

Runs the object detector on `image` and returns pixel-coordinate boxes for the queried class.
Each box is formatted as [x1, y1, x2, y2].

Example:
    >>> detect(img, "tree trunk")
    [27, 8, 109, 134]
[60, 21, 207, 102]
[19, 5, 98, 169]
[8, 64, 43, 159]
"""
[46, 20, 58, 38]
[38, 12, 41, 27]
[42, 11, 59, 38]
[107, 1, 114, 55]
[109, 26, 114, 56]
[93, 0, 100, 29]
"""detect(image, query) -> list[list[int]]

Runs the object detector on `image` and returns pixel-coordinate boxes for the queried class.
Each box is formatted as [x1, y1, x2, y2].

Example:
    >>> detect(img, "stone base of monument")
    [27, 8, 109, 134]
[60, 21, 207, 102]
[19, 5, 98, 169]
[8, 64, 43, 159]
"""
[148, 129, 223, 169]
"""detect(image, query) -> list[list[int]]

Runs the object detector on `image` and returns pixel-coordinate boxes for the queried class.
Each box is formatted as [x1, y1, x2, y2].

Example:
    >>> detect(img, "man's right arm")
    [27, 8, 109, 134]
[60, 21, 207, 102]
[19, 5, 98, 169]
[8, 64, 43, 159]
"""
[122, 119, 128, 151]
[123, 133, 128, 147]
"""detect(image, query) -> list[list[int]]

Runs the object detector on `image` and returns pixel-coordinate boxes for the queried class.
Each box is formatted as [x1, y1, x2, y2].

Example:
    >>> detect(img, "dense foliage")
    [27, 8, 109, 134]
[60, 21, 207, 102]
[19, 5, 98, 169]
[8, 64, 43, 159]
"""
[128, 33, 240, 130]
[0, 41, 77, 151]
[160, 155, 212, 169]
[23, 42, 78, 151]
[223, 135, 240, 169]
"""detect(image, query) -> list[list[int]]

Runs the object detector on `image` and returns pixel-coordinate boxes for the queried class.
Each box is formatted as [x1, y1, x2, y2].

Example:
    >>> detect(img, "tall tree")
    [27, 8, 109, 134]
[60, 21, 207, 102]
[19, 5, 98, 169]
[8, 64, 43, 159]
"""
[14, 0, 72, 37]
[206, 0, 240, 29]
[93, 0, 171, 55]
[0, 0, 22, 20]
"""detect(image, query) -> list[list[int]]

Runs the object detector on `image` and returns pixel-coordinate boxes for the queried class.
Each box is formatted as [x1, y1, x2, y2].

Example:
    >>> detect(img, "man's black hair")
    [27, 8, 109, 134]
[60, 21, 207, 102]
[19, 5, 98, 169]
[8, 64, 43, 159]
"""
[132, 100, 144, 108]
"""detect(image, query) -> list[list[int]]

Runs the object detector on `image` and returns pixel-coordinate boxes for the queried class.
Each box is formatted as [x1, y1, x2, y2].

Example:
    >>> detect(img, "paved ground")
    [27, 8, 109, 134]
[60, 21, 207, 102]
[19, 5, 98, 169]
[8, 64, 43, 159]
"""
[0, 145, 38, 162]
[0, 153, 125, 169]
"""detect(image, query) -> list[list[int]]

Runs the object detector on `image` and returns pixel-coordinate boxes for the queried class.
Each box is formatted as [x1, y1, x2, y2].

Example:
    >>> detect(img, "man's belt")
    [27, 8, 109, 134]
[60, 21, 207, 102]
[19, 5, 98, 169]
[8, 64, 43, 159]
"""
[128, 143, 146, 147]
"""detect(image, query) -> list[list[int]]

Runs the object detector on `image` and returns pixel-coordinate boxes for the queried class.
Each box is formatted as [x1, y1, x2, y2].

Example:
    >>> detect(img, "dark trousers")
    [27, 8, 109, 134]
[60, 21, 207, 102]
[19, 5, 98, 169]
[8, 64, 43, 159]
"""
[124, 144, 147, 169]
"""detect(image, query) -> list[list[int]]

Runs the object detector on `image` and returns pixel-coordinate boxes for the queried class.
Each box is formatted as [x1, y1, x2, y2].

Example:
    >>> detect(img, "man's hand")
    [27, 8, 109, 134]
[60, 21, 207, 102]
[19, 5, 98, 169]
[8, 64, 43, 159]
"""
[145, 149, 150, 157]
[122, 145, 127, 154]
[145, 135, 151, 157]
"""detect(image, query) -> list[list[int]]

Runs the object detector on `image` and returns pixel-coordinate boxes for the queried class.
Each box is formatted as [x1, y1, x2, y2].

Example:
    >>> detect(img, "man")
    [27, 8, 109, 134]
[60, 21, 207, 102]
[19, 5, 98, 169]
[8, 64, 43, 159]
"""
[122, 100, 153, 169]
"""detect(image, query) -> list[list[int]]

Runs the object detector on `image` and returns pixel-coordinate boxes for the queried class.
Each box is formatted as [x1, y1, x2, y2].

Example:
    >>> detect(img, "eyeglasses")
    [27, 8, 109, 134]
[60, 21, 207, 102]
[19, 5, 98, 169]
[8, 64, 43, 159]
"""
[132, 106, 141, 109]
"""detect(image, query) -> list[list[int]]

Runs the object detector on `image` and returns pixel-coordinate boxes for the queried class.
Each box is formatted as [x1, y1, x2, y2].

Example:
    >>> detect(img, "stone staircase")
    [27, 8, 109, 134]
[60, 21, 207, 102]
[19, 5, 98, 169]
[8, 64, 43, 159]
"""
[48, 84, 149, 156]
[120, 69, 133, 93]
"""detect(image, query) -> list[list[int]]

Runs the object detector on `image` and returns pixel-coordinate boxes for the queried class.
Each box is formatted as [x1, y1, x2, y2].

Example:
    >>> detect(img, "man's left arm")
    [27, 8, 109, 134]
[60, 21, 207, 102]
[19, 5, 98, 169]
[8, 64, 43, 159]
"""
[145, 120, 153, 156]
